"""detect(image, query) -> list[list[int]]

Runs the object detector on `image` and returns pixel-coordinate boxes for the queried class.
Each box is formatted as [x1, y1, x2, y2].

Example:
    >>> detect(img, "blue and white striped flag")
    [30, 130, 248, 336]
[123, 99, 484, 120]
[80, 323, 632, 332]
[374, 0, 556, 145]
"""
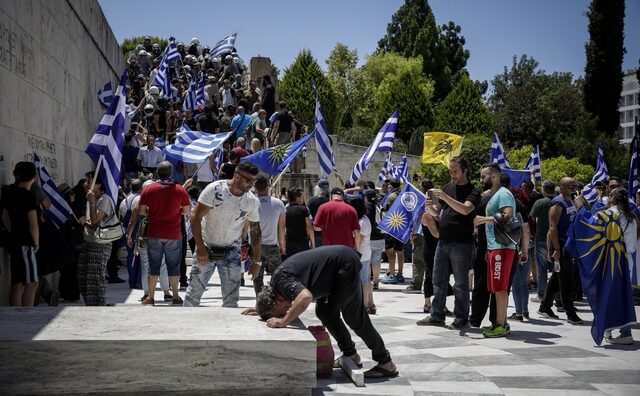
[393, 154, 410, 183]
[209, 33, 237, 59]
[86, 68, 128, 207]
[215, 146, 225, 170]
[196, 72, 206, 109]
[629, 137, 639, 196]
[582, 143, 609, 202]
[164, 125, 232, 163]
[378, 152, 394, 183]
[490, 132, 510, 168]
[97, 81, 113, 109]
[182, 76, 197, 112]
[155, 137, 168, 149]
[153, 37, 180, 96]
[311, 80, 336, 179]
[525, 145, 542, 181]
[349, 109, 399, 185]
[33, 153, 74, 229]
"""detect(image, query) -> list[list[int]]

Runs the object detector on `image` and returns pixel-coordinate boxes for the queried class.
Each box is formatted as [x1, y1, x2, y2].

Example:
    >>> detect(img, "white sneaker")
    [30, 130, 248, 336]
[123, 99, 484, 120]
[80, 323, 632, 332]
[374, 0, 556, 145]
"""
[530, 296, 542, 303]
[604, 330, 612, 341]
[605, 335, 634, 345]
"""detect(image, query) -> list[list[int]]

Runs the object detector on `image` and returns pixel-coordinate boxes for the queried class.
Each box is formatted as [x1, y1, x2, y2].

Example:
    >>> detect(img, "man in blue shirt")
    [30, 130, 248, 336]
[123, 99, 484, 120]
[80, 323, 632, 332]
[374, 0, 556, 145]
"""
[230, 106, 251, 142]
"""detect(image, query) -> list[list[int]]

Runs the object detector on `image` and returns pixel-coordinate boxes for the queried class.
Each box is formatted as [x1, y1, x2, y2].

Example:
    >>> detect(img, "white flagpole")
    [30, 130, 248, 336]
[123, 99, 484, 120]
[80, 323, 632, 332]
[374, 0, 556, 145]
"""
[86, 155, 104, 217]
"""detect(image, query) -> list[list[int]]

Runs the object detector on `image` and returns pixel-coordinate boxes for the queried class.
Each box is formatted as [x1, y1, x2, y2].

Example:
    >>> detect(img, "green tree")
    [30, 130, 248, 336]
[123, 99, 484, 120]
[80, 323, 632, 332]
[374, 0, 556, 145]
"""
[121, 36, 167, 56]
[505, 145, 534, 169]
[541, 156, 594, 184]
[434, 74, 493, 136]
[583, 0, 626, 136]
[279, 50, 338, 134]
[459, 133, 492, 180]
[326, 43, 359, 130]
[377, 0, 470, 100]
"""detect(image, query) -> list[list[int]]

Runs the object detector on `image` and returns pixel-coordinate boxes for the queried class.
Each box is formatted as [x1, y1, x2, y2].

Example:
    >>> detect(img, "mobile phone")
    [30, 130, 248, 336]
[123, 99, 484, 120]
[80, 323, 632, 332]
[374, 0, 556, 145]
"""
[427, 189, 439, 205]
[570, 192, 578, 201]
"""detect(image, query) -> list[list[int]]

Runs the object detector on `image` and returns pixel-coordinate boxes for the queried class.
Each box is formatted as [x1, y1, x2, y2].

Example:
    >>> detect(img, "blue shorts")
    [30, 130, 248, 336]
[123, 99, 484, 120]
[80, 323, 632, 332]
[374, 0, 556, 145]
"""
[359, 260, 371, 284]
[147, 238, 182, 277]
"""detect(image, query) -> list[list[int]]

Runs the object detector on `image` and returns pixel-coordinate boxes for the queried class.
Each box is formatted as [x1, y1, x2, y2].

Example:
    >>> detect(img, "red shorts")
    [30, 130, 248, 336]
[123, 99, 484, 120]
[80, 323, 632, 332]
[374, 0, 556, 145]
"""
[486, 249, 516, 293]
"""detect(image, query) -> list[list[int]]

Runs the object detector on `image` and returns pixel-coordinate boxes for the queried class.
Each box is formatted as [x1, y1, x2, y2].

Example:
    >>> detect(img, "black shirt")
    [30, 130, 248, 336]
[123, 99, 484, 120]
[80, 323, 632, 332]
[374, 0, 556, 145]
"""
[365, 202, 385, 240]
[274, 111, 294, 133]
[198, 114, 220, 134]
[271, 245, 361, 300]
[308, 196, 329, 220]
[286, 204, 310, 243]
[438, 182, 481, 243]
[1, 185, 37, 246]
[219, 163, 236, 180]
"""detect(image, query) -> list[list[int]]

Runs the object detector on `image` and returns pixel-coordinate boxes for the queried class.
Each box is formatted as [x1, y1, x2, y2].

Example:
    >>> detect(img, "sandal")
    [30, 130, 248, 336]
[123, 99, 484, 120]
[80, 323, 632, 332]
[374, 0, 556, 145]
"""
[172, 296, 184, 305]
[423, 304, 431, 313]
[367, 305, 377, 315]
[364, 365, 399, 378]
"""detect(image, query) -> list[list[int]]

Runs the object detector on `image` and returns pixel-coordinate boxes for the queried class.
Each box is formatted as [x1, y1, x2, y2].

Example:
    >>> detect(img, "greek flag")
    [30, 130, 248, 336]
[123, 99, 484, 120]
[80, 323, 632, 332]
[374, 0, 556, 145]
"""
[97, 81, 113, 109]
[33, 153, 74, 229]
[311, 80, 336, 179]
[155, 137, 167, 149]
[393, 154, 410, 183]
[525, 145, 542, 181]
[182, 76, 197, 112]
[209, 33, 237, 59]
[153, 37, 180, 96]
[196, 72, 206, 109]
[349, 109, 399, 184]
[629, 137, 639, 196]
[215, 146, 225, 171]
[164, 125, 232, 163]
[582, 143, 609, 202]
[378, 152, 394, 183]
[490, 132, 510, 168]
[86, 68, 128, 206]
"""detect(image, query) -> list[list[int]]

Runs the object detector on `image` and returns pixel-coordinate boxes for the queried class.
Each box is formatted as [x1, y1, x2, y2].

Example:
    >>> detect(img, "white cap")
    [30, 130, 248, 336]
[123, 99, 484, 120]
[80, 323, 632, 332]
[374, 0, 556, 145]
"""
[148, 86, 159, 95]
[191, 37, 199, 45]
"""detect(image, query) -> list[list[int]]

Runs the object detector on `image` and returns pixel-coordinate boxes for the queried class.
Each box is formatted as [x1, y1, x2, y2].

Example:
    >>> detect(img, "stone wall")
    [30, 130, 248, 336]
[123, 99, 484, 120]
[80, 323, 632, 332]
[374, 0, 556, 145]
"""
[0, 0, 125, 185]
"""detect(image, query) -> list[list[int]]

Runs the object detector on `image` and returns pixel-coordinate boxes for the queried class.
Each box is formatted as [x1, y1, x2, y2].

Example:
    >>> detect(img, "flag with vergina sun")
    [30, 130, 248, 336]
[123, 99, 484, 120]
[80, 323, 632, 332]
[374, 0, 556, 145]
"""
[566, 207, 637, 345]
[378, 183, 426, 244]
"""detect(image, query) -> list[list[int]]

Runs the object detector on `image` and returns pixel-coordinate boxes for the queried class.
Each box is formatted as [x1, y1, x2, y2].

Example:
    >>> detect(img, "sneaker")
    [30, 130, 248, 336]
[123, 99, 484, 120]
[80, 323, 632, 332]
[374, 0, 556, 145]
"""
[380, 274, 397, 284]
[483, 324, 509, 338]
[403, 285, 422, 294]
[556, 306, 566, 313]
[469, 320, 481, 328]
[373, 282, 379, 290]
[530, 296, 542, 303]
[538, 306, 560, 319]
[505, 323, 511, 332]
[447, 319, 470, 330]
[508, 313, 524, 322]
[416, 316, 446, 327]
[443, 307, 454, 317]
[523, 312, 530, 320]
[180, 281, 189, 289]
[395, 274, 405, 284]
[605, 335, 634, 345]
[566, 313, 583, 325]
[481, 324, 494, 332]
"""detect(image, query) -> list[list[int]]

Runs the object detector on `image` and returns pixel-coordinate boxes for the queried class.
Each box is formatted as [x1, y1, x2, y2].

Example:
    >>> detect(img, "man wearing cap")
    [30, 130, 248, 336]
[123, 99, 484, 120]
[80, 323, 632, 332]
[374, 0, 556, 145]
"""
[313, 187, 361, 250]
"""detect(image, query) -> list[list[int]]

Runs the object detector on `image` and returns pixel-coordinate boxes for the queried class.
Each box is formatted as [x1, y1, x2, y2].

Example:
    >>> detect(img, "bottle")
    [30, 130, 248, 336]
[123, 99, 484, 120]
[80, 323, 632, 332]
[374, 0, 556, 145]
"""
[553, 260, 561, 273]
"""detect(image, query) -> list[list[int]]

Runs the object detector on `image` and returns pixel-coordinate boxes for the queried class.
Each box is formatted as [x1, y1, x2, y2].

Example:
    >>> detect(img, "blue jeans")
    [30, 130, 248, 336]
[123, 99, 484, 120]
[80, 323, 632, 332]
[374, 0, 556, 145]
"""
[147, 238, 182, 277]
[534, 241, 550, 297]
[511, 256, 531, 315]
[184, 245, 241, 307]
[138, 241, 169, 293]
[431, 240, 473, 321]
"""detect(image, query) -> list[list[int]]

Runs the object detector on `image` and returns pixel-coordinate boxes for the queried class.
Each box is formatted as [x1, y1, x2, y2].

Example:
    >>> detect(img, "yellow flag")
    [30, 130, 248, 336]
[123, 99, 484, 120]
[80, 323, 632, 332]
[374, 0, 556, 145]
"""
[422, 132, 464, 167]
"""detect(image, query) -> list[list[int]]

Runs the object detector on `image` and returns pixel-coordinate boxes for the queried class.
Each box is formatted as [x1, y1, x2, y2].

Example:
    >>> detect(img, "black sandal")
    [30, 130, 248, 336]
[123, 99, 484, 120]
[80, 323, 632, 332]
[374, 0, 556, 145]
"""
[364, 365, 399, 378]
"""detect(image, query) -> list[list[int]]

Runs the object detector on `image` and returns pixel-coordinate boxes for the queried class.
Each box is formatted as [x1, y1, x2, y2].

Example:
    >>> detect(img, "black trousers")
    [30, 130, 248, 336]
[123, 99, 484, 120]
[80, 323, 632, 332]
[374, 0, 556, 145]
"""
[541, 246, 578, 315]
[106, 241, 120, 279]
[315, 260, 391, 364]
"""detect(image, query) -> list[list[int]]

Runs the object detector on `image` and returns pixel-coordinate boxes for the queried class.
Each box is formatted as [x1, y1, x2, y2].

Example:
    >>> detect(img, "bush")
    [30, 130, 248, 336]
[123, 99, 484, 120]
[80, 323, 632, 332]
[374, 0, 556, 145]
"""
[540, 156, 594, 184]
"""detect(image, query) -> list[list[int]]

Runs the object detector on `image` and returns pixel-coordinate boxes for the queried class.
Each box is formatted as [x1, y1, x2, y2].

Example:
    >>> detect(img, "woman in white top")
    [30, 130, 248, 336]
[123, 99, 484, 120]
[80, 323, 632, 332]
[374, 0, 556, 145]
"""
[348, 197, 376, 314]
[602, 187, 637, 345]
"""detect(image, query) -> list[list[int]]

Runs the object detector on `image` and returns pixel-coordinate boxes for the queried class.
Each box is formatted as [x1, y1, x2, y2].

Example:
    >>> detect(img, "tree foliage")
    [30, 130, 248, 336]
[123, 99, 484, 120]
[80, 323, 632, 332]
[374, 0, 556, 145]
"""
[121, 36, 167, 56]
[326, 43, 359, 130]
[434, 73, 493, 136]
[279, 50, 338, 135]
[377, 0, 470, 101]
[583, 0, 626, 136]
[540, 156, 594, 184]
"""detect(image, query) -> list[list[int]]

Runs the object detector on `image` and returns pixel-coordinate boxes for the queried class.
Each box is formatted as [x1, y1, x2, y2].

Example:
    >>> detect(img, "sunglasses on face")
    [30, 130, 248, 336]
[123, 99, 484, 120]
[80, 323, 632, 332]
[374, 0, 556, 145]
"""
[236, 172, 256, 185]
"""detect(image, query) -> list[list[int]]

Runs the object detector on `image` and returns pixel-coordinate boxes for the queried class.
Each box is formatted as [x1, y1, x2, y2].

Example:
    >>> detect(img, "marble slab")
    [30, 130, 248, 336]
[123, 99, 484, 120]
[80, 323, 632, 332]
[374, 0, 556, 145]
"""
[0, 307, 316, 395]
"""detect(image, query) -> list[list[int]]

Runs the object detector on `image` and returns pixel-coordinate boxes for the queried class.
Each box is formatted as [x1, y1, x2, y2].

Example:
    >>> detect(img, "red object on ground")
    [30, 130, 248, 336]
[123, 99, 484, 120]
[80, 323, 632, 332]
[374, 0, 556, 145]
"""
[308, 325, 334, 378]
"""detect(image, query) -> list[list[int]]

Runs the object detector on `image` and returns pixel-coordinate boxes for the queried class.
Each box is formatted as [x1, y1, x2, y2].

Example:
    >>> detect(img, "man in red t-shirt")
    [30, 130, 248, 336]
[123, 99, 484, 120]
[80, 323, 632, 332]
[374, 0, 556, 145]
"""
[138, 161, 191, 305]
[313, 188, 361, 250]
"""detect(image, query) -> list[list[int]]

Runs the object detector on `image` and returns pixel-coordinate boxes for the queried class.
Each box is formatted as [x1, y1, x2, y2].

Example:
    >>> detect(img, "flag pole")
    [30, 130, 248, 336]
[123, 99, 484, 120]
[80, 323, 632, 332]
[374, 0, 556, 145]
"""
[191, 154, 213, 179]
[86, 155, 104, 216]
[271, 164, 290, 188]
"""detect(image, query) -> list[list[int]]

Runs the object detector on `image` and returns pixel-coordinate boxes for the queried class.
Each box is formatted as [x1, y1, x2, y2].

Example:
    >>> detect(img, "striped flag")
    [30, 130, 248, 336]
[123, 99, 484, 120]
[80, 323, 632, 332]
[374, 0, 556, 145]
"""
[209, 33, 237, 59]
[378, 152, 394, 183]
[182, 76, 197, 112]
[215, 146, 225, 171]
[196, 72, 206, 109]
[393, 153, 410, 183]
[33, 153, 74, 229]
[86, 68, 128, 206]
[153, 37, 180, 96]
[155, 137, 168, 149]
[581, 143, 609, 202]
[163, 125, 232, 163]
[348, 109, 399, 185]
[311, 79, 336, 179]
[525, 145, 542, 181]
[97, 81, 113, 109]
[490, 132, 510, 168]
[629, 137, 639, 196]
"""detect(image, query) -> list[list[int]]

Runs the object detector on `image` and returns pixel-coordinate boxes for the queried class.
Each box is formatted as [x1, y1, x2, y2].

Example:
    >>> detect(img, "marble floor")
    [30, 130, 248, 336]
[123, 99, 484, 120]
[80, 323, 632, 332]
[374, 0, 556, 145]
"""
[50, 259, 640, 396]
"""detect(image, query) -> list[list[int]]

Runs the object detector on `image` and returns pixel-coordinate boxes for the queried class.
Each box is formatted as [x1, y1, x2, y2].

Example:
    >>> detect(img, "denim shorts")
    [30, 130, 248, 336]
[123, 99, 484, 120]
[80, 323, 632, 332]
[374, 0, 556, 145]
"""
[147, 238, 182, 276]
[359, 260, 371, 284]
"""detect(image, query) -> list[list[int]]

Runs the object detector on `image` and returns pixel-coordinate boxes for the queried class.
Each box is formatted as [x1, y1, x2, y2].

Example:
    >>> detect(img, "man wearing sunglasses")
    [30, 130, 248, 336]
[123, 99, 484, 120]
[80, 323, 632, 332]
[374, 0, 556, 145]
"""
[184, 161, 262, 307]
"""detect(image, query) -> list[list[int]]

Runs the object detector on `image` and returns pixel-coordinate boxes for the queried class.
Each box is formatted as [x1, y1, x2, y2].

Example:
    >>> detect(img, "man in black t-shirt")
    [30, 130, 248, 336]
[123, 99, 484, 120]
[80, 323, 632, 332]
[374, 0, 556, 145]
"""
[269, 101, 297, 146]
[417, 157, 480, 330]
[243, 245, 398, 379]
